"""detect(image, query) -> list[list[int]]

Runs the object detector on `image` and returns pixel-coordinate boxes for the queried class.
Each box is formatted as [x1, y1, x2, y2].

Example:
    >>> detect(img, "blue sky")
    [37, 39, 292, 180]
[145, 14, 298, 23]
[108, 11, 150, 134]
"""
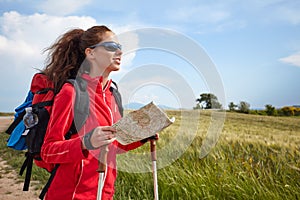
[0, 0, 300, 112]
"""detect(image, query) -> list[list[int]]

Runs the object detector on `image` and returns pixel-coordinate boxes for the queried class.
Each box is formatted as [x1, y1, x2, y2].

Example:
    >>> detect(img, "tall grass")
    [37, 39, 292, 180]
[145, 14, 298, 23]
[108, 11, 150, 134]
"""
[114, 111, 300, 200]
[0, 111, 299, 199]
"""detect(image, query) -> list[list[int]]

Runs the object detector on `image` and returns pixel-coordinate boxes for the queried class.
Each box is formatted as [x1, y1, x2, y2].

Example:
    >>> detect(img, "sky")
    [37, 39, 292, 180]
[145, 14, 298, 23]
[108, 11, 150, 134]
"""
[0, 0, 300, 112]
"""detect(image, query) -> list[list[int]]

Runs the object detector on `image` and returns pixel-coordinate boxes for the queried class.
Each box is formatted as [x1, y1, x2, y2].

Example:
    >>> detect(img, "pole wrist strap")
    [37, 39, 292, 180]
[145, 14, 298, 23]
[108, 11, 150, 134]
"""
[83, 129, 97, 150]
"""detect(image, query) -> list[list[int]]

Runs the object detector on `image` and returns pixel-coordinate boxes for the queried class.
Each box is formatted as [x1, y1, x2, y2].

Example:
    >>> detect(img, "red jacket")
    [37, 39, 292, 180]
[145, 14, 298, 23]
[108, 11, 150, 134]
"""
[41, 74, 143, 200]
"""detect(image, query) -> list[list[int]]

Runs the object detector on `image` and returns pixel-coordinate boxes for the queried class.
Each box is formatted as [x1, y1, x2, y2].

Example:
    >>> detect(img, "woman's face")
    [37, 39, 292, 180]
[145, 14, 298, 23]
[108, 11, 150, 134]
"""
[88, 31, 122, 77]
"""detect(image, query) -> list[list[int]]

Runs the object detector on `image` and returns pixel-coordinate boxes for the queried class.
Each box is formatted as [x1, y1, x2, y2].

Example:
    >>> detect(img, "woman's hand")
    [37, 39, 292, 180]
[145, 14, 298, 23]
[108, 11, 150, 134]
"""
[82, 126, 116, 150]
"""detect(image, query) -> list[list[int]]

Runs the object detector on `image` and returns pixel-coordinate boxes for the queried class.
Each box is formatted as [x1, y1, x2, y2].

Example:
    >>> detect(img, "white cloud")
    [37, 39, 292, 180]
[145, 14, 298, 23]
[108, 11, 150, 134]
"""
[0, 11, 97, 111]
[0, 11, 139, 71]
[0, 11, 137, 111]
[0, 11, 97, 70]
[279, 52, 300, 67]
[38, 0, 92, 15]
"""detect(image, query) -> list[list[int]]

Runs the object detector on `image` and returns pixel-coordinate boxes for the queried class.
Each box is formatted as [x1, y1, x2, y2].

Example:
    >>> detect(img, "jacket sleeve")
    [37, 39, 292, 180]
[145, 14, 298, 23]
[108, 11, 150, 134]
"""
[115, 140, 145, 154]
[41, 83, 88, 164]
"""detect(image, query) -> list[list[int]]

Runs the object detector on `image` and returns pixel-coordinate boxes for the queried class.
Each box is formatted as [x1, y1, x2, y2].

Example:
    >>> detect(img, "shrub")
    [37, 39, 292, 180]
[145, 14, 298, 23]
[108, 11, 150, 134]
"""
[280, 106, 300, 116]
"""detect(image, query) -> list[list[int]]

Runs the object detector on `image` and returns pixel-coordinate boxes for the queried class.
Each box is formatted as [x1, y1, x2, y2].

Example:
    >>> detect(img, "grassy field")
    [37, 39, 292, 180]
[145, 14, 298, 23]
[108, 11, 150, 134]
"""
[0, 110, 299, 199]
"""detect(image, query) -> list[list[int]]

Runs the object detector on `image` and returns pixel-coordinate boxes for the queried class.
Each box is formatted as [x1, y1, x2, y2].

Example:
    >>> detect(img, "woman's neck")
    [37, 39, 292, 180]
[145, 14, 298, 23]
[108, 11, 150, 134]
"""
[89, 72, 109, 90]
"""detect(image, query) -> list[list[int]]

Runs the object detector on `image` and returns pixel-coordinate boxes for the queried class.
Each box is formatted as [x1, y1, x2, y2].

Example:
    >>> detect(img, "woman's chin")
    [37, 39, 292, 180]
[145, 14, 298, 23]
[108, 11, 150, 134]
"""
[109, 64, 121, 72]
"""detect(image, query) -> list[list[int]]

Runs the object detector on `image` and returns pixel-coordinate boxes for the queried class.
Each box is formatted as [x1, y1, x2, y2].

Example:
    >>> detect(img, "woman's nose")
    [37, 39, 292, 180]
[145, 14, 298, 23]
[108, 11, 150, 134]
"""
[115, 48, 122, 56]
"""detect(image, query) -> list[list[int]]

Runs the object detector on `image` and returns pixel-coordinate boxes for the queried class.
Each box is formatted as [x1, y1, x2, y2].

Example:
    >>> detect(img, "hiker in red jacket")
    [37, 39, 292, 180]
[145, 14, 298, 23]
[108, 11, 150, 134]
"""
[40, 25, 150, 200]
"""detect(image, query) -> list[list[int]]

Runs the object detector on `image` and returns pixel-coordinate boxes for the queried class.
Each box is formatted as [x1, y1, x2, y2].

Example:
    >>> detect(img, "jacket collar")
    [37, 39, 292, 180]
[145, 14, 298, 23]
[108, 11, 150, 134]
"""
[81, 73, 112, 93]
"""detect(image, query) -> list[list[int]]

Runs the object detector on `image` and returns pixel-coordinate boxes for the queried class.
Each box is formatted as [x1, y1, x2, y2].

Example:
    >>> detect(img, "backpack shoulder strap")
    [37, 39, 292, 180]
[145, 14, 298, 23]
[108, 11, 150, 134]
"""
[110, 81, 123, 117]
[65, 77, 90, 137]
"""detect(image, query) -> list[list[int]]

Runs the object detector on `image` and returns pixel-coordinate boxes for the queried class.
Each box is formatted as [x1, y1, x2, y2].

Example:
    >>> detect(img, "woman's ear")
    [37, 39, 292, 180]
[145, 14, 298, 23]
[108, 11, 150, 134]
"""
[85, 48, 94, 59]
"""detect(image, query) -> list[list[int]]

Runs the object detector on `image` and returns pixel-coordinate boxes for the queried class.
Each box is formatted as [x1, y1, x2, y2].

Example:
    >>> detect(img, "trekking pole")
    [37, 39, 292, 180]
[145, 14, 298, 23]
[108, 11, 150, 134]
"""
[97, 144, 109, 200]
[150, 139, 159, 200]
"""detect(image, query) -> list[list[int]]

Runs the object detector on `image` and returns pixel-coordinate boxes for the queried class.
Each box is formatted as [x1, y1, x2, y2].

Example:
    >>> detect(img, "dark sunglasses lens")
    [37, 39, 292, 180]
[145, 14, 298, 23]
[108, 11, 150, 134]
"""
[104, 43, 121, 51]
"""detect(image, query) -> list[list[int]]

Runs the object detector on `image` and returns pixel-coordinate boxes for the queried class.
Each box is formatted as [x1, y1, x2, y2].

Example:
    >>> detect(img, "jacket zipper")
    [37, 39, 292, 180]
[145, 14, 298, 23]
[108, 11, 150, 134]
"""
[100, 83, 114, 191]
[103, 83, 114, 126]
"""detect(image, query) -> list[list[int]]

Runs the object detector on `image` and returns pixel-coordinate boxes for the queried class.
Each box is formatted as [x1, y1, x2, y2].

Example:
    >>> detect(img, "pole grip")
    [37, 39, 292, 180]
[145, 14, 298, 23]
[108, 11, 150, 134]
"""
[97, 144, 109, 173]
[150, 140, 157, 161]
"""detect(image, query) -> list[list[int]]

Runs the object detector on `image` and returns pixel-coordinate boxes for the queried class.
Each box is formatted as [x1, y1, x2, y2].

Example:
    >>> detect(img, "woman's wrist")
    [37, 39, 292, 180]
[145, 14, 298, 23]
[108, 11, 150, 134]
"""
[82, 129, 97, 150]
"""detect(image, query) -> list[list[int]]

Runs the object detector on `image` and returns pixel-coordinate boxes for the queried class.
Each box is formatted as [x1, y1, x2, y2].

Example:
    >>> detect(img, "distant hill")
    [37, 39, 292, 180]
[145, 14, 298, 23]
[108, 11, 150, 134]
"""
[123, 102, 145, 110]
[123, 102, 177, 110]
[157, 104, 177, 110]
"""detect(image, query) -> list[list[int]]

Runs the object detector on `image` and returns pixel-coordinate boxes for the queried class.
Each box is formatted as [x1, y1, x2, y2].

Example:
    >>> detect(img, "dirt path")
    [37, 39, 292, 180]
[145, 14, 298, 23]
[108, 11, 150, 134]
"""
[0, 117, 39, 200]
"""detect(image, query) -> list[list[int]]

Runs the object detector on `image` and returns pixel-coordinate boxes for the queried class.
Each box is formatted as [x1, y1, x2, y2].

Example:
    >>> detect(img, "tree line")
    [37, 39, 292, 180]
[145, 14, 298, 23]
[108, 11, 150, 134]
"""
[194, 93, 300, 116]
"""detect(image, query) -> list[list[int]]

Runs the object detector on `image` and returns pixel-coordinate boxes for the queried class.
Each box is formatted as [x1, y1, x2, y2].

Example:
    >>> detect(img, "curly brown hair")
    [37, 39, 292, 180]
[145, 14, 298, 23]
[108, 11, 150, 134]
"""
[42, 25, 112, 93]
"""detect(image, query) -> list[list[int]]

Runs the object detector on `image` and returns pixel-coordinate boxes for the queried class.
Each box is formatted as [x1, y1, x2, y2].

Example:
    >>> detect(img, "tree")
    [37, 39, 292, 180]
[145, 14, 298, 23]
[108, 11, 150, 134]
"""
[196, 93, 222, 109]
[193, 103, 202, 110]
[265, 104, 277, 116]
[228, 102, 238, 111]
[238, 101, 250, 113]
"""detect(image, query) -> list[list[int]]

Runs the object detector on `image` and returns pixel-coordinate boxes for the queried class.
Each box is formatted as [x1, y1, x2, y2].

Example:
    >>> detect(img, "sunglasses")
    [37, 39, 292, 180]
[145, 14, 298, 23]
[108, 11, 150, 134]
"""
[89, 41, 122, 52]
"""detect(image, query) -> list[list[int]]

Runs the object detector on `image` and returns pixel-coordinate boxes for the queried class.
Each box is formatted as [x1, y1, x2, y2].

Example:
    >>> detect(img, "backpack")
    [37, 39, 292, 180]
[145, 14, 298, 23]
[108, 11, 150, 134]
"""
[5, 73, 123, 199]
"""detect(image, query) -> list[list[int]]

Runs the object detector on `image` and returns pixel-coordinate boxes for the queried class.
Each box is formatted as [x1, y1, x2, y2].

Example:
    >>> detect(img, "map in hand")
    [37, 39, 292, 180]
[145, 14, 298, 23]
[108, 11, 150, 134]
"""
[112, 101, 175, 145]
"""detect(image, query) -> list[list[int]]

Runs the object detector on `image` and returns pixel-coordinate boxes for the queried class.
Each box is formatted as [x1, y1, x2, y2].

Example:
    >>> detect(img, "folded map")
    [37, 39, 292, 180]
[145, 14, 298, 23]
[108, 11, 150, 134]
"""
[113, 101, 175, 145]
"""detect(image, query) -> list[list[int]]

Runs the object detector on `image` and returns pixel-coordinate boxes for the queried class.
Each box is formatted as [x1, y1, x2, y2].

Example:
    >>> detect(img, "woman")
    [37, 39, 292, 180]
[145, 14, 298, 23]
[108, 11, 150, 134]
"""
[40, 25, 147, 200]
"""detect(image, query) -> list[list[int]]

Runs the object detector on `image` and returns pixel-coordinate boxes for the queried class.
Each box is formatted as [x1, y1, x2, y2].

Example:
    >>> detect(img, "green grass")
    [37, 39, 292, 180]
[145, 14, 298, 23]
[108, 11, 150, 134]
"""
[1, 111, 299, 199]
[0, 133, 50, 191]
[0, 112, 14, 116]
